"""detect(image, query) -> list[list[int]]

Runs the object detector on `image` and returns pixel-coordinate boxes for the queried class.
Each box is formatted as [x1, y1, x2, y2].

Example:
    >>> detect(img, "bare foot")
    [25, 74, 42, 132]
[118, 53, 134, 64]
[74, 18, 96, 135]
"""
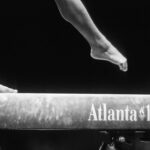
[0, 84, 18, 93]
[90, 42, 128, 72]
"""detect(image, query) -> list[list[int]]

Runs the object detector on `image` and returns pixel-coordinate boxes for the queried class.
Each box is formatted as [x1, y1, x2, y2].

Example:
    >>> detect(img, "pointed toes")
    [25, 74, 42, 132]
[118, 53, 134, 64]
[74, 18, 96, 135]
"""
[119, 60, 128, 72]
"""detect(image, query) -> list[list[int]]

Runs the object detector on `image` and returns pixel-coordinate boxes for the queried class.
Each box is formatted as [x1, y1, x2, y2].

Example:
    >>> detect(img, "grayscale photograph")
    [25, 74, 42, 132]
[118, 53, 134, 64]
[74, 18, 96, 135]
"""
[0, 0, 149, 150]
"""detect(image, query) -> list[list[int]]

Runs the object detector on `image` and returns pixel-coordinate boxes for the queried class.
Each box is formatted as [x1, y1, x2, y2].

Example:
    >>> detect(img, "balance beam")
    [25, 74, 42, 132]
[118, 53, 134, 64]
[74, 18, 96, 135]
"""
[0, 94, 150, 130]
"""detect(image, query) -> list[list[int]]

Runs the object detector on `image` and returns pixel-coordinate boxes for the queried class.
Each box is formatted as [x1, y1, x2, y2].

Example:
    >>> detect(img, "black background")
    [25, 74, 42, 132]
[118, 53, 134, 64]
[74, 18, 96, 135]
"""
[0, 0, 149, 93]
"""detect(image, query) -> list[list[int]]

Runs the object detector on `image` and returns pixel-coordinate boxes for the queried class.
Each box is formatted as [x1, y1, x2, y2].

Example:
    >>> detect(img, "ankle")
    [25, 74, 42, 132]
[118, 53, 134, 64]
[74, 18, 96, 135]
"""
[91, 38, 111, 53]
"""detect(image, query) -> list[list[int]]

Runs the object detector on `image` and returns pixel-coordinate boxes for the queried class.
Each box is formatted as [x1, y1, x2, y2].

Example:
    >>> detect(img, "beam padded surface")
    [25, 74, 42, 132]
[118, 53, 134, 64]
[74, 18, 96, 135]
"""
[0, 94, 150, 130]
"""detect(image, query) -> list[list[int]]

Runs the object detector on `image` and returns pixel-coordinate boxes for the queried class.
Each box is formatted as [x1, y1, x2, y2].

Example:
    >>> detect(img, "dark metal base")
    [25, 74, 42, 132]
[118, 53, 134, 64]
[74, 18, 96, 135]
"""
[99, 131, 150, 150]
[0, 130, 150, 150]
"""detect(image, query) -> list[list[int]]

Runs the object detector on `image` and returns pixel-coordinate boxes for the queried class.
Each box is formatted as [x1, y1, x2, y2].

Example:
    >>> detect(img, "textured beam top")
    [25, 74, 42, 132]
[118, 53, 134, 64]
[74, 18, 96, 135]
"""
[0, 94, 150, 130]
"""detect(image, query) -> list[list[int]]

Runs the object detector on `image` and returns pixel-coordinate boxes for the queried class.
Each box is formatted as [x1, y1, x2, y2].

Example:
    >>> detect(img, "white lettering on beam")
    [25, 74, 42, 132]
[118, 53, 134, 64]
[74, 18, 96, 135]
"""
[88, 103, 137, 122]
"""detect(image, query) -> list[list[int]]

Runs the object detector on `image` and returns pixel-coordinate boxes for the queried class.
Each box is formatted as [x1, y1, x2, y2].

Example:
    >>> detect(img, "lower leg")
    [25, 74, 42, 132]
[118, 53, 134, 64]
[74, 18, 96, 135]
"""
[54, 0, 127, 71]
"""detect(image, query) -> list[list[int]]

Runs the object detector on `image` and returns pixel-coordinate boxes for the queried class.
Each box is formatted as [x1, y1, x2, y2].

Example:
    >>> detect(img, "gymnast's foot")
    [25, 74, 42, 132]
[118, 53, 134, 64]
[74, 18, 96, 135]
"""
[0, 84, 18, 93]
[90, 40, 128, 72]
